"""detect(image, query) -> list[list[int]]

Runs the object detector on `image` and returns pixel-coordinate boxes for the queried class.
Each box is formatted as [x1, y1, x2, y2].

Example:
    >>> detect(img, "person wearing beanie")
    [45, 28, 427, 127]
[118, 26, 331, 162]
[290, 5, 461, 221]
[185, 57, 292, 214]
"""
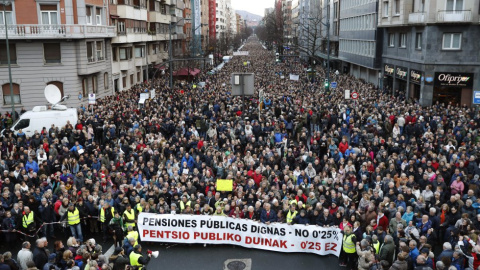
[109, 248, 129, 270]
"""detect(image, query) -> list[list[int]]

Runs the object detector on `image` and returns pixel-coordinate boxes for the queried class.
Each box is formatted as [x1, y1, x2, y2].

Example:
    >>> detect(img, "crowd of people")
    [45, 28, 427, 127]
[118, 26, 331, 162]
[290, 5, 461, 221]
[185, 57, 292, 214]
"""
[0, 36, 479, 270]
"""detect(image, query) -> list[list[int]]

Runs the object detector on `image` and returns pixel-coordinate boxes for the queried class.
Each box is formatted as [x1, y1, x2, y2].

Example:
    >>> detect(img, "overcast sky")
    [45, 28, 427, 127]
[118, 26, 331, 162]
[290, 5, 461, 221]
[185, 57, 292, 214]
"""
[232, 0, 273, 17]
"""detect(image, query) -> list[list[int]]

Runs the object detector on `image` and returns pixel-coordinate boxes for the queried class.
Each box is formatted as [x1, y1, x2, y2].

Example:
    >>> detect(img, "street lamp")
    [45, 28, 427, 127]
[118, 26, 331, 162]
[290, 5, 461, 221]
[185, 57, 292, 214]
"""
[169, 17, 191, 89]
[2, 0, 15, 121]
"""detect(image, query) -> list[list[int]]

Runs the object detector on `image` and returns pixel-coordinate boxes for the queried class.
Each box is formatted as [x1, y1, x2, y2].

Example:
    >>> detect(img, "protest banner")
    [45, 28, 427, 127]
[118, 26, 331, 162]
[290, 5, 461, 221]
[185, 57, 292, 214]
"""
[216, 179, 233, 191]
[138, 213, 343, 257]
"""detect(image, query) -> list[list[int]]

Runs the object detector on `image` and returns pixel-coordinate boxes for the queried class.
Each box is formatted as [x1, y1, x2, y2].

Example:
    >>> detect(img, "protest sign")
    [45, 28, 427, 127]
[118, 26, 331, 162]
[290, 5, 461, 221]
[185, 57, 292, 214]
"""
[138, 213, 342, 256]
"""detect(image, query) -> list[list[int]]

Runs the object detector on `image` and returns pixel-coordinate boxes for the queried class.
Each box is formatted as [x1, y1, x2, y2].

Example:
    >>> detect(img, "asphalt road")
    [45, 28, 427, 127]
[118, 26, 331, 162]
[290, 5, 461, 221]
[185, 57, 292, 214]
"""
[140, 243, 343, 270]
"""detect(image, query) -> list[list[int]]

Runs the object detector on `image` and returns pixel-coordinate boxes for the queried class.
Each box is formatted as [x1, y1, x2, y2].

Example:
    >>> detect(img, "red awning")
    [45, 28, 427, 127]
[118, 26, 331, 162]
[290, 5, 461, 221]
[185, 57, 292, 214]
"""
[153, 64, 167, 70]
[172, 68, 201, 76]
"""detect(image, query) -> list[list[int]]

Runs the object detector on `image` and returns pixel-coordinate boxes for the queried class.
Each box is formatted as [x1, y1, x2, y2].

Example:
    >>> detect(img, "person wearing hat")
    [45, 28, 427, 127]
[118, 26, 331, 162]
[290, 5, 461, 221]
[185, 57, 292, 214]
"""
[129, 245, 151, 270]
[42, 253, 59, 270]
[109, 247, 129, 270]
[60, 203, 83, 243]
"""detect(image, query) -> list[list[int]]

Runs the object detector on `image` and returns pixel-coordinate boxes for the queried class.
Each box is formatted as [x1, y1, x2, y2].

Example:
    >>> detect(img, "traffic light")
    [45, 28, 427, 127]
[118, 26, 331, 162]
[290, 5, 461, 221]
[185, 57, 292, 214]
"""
[324, 79, 329, 90]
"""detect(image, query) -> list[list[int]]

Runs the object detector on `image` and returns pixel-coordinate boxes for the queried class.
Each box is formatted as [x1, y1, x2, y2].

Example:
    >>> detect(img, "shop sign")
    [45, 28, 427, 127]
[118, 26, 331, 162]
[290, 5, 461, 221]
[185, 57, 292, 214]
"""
[410, 69, 422, 84]
[395, 66, 408, 80]
[434, 72, 474, 88]
[384, 64, 395, 76]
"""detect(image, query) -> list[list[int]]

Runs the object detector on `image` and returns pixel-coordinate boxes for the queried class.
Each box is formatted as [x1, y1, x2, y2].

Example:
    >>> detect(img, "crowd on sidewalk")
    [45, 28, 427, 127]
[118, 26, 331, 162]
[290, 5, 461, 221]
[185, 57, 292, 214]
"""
[0, 36, 479, 270]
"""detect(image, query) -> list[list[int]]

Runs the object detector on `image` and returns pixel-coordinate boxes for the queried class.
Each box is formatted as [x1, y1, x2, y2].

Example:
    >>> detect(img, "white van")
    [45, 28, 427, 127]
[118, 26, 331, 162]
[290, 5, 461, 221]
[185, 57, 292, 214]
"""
[5, 106, 78, 137]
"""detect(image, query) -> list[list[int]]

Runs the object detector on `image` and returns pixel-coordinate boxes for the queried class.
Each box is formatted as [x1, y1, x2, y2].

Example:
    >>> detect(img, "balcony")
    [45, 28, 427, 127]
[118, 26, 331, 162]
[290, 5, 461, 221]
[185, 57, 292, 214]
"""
[149, 12, 170, 24]
[117, 5, 148, 21]
[437, 10, 472, 23]
[408, 12, 426, 24]
[0, 24, 116, 39]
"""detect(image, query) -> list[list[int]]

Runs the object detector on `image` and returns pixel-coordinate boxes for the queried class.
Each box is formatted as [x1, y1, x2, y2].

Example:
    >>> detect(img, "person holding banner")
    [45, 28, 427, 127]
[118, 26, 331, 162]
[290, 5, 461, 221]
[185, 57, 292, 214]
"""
[260, 203, 277, 224]
[339, 225, 357, 270]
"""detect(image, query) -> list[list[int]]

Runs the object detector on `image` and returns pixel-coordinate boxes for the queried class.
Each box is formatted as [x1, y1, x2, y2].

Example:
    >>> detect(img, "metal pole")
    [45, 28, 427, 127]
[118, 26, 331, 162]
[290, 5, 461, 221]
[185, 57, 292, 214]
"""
[327, 22, 330, 92]
[169, 23, 173, 89]
[3, 0, 15, 121]
[241, 74, 244, 120]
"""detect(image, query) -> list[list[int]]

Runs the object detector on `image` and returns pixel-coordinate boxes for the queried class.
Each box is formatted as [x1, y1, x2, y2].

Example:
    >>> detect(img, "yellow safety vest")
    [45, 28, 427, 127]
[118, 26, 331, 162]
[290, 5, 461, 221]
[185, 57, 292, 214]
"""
[373, 241, 380, 254]
[286, 210, 298, 223]
[343, 234, 356, 253]
[135, 204, 143, 214]
[67, 208, 80, 225]
[179, 201, 191, 212]
[100, 207, 115, 223]
[124, 209, 136, 228]
[129, 251, 143, 270]
[127, 230, 139, 247]
[22, 212, 34, 228]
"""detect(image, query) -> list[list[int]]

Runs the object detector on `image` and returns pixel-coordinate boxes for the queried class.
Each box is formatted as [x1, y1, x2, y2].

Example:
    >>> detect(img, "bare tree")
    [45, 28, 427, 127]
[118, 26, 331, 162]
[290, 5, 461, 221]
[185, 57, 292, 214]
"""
[292, 7, 325, 64]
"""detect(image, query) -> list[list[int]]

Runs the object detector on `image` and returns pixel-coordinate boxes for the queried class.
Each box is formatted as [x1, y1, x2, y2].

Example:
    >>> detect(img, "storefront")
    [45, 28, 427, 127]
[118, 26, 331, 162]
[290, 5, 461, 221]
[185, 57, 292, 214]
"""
[433, 72, 474, 106]
[395, 66, 408, 96]
[383, 64, 394, 92]
[409, 69, 422, 101]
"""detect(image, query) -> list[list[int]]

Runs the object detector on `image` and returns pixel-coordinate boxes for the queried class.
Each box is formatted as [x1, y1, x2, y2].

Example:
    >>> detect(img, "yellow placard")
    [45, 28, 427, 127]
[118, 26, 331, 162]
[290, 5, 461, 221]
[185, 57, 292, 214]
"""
[216, 179, 233, 191]
[243, 62, 247, 66]
[193, 84, 197, 89]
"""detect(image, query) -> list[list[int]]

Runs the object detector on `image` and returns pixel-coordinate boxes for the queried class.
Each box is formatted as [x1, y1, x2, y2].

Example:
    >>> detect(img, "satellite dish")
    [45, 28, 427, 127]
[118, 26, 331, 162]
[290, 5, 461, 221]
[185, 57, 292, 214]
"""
[44, 84, 62, 105]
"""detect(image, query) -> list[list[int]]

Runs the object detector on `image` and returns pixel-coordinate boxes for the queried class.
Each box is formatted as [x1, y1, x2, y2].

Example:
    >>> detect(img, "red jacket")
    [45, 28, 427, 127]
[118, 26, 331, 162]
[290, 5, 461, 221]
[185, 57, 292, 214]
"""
[338, 141, 348, 154]
[377, 214, 389, 231]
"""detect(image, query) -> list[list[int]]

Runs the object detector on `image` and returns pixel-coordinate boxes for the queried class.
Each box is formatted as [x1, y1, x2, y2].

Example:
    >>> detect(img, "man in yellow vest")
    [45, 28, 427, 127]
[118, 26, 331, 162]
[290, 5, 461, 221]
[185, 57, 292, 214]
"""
[100, 202, 115, 242]
[286, 204, 298, 225]
[123, 204, 136, 230]
[60, 203, 84, 243]
[22, 206, 38, 239]
[129, 244, 151, 270]
[179, 196, 191, 213]
[126, 225, 139, 247]
[339, 225, 357, 270]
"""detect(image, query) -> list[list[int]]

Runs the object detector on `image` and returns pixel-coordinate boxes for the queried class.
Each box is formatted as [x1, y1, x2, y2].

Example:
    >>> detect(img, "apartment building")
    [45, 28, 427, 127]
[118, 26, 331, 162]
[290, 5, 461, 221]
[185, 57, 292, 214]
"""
[319, 0, 340, 69]
[282, 0, 293, 45]
[379, 0, 480, 106]
[0, 0, 115, 109]
[215, 0, 226, 36]
[338, 0, 383, 85]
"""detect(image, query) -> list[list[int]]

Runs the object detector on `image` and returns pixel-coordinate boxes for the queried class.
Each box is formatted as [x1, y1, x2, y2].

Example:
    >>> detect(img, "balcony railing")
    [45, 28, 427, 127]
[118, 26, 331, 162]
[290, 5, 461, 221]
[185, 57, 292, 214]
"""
[0, 24, 116, 39]
[437, 10, 472, 23]
[408, 12, 426, 23]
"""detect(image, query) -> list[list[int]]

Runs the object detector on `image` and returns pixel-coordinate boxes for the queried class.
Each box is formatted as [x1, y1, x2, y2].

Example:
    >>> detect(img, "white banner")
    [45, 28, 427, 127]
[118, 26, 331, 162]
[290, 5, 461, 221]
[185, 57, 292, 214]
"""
[233, 51, 249, 56]
[88, 94, 96, 105]
[138, 213, 342, 257]
[289, 74, 299, 81]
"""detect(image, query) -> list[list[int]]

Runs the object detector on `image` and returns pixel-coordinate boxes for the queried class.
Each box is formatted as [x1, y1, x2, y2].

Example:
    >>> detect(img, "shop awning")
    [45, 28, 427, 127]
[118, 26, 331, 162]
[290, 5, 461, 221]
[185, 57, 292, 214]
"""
[173, 68, 201, 76]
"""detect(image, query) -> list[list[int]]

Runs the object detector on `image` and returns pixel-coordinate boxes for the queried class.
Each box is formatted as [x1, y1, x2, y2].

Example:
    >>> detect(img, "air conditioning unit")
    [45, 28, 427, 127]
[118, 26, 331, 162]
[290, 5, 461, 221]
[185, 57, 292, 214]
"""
[32, 106, 48, 112]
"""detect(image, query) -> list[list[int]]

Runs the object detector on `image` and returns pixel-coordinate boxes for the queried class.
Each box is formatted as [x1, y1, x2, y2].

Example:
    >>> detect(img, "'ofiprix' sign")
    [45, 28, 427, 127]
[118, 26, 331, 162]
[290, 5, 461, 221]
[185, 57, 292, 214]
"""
[435, 72, 473, 88]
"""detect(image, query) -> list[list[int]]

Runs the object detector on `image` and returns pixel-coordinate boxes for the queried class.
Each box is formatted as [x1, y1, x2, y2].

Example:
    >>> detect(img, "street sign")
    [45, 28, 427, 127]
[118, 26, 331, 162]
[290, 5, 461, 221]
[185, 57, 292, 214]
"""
[331, 82, 337, 89]
[231, 73, 255, 96]
[344, 89, 351, 99]
[88, 94, 96, 104]
[351, 92, 359, 100]
[474, 91, 480, 104]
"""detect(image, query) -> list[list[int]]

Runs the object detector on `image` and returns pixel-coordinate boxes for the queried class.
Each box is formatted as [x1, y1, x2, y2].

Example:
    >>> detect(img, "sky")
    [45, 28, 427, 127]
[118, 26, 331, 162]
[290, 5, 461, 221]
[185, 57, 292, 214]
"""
[232, 0, 273, 17]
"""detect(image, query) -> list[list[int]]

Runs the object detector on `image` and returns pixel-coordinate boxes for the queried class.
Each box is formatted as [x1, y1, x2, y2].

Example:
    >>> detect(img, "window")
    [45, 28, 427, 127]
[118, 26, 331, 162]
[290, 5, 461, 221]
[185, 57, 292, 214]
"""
[104, 73, 109, 90]
[160, 4, 166, 14]
[399, 33, 406, 48]
[92, 76, 97, 93]
[86, 6, 93, 25]
[446, 0, 463, 11]
[43, 43, 61, 63]
[0, 44, 17, 64]
[40, 5, 58, 25]
[394, 0, 400, 15]
[119, 47, 131, 60]
[383, 1, 389, 17]
[130, 74, 134, 85]
[2, 83, 21, 105]
[14, 119, 30, 131]
[47, 81, 64, 97]
[118, 21, 126, 34]
[135, 46, 145, 58]
[137, 71, 141, 82]
[87, 41, 94, 62]
[415, 32, 422, 49]
[0, 4, 13, 25]
[122, 73, 126, 88]
[96, 8, 102, 25]
[112, 47, 118, 61]
[388, 33, 395, 47]
[443, 33, 462, 50]
[96, 41, 104, 61]
[82, 78, 88, 96]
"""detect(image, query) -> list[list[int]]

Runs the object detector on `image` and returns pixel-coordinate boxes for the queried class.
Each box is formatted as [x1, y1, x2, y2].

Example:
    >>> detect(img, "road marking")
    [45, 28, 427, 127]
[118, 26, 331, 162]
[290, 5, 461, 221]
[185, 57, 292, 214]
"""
[224, 259, 252, 270]
[104, 244, 115, 258]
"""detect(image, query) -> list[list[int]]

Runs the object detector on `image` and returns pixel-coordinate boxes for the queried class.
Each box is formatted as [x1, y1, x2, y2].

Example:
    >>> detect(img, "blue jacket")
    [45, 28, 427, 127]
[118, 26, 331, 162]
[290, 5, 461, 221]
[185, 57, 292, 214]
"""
[26, 160, 39, 173]
[260, 209, 277, 223]
[437, 249, 454, 262]
[409, 247, 419, 262]
[181, 155, 195, 169]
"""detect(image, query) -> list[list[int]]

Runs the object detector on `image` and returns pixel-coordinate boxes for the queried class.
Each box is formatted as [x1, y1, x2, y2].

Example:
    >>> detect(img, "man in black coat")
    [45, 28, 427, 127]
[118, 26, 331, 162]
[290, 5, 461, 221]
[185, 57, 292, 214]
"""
[33, 238, 49, 270]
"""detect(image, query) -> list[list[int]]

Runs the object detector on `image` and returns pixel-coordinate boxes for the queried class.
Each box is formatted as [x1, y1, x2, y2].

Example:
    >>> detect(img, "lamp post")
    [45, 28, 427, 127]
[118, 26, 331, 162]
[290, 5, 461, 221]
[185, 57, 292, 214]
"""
[2, 0, 15, 121]
[169, 18, 191, 89]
